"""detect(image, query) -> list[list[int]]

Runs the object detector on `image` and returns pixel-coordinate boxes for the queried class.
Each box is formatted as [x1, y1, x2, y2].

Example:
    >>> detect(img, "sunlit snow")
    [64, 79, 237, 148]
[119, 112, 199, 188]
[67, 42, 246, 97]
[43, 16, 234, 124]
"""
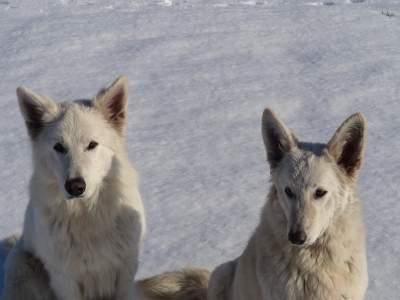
[1, 1, 400, 299]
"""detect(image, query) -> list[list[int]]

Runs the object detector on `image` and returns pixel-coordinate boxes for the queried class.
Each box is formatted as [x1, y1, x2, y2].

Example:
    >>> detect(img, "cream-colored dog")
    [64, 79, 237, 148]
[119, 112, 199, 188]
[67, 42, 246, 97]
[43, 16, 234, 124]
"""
[138, 108, 368, 300]
[1, 77, 145, 300]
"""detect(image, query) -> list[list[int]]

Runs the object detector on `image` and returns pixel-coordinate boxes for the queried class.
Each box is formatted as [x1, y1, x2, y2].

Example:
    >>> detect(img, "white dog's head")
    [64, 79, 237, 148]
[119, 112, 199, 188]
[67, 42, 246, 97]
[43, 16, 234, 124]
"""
[17, 76, 129, 201]
[262, 109, 366, 246]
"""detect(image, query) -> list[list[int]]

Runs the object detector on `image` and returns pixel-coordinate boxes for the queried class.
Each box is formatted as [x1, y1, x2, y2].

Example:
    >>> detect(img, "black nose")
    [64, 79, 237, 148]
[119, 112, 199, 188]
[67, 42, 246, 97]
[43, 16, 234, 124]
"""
[65, 177, 86, 197]
[288, 231, 307, 245]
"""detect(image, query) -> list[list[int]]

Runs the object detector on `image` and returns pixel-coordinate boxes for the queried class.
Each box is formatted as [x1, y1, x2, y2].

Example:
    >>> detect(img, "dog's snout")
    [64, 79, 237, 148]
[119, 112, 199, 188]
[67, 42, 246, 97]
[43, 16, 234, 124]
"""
[288, 231, 307, 246]
[65, 177, 86, 197]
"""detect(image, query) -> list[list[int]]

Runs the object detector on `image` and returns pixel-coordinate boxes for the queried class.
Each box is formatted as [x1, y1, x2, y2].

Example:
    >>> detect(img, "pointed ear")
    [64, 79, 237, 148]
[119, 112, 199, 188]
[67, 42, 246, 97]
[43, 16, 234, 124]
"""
[93, 76, 129, 134]
[262, 108, 297, 170]
[327, 113, 366, 180]
[17, 86, 58, 140]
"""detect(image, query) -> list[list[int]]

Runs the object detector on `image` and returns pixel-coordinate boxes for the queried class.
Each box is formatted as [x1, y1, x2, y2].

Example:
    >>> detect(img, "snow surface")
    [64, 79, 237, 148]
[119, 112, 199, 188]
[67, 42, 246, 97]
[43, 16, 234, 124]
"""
[1, 0, 400, 299]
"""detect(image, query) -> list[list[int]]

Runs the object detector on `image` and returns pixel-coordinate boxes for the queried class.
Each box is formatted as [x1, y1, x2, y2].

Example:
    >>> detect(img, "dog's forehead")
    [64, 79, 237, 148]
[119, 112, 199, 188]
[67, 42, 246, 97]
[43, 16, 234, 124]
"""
[53, 101, 106, 139]
[278, 147, 335, 187]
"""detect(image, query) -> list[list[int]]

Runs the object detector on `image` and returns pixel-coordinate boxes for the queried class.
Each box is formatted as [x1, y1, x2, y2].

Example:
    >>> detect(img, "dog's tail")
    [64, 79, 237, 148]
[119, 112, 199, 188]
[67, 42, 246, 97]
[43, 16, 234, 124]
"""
[137, 267, 212, 300]
[2, 234, 21, 257]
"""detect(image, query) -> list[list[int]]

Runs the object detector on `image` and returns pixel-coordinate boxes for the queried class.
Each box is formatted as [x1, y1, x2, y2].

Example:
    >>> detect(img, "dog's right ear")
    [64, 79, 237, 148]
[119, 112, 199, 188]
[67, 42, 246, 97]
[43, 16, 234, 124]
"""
[17, 87, 58, 140]
[262, 109, 297, 170]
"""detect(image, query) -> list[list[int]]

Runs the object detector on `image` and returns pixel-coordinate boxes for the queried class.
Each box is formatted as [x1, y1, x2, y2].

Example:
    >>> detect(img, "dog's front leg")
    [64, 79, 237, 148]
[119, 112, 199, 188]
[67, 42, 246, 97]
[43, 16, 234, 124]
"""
[49, 272, 83, 300]
[114, 259, 138, 300]
[1, 240, 56, 300]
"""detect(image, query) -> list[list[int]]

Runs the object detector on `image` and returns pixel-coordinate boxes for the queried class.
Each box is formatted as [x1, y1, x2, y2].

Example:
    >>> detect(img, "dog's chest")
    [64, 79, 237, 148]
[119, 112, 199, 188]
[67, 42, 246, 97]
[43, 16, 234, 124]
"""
[260, 245, 366, 300]
[39, 208, 138, 277]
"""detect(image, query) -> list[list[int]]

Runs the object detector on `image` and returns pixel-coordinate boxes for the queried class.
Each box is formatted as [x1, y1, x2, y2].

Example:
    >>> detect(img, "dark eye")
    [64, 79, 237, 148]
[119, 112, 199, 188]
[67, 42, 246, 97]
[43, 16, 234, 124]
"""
[314, 189, 327, 199]
[88, 141, 98, 150]
[284, 187, 293, 197]
[53, 143, 65, 153]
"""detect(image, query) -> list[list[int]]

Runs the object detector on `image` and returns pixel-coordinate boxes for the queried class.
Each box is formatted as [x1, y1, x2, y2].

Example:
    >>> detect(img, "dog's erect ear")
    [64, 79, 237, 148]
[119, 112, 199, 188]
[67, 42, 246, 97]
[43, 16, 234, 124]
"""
[93, 76, 129, 134]
[17, 86, 58, 140]
[262, 108, 297, 170]
[327, 113, 366, 180]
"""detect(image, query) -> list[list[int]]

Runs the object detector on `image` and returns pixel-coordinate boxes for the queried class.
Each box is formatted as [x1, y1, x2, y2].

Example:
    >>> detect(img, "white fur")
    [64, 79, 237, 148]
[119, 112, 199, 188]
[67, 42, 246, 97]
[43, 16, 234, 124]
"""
[138, 108, 368, 300]
[1, 76, 145, 300]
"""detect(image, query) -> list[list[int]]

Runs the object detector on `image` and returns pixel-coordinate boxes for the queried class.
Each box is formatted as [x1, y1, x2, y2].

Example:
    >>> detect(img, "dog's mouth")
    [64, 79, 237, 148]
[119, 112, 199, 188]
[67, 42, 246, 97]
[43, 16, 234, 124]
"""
[289, 240, 312, 247]
[64, 194, 86, 201]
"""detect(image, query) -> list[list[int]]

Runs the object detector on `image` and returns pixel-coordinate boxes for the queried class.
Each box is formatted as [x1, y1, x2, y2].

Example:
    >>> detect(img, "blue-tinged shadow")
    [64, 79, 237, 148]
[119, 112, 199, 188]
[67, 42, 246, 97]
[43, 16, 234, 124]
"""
[0, 241, 6, 295]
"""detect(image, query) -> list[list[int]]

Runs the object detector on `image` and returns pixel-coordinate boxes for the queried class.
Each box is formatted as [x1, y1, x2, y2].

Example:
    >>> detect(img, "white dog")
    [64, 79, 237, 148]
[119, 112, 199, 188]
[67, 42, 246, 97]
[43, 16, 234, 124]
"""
[138, 108, 368, 300]
[1, 76, 145, 300]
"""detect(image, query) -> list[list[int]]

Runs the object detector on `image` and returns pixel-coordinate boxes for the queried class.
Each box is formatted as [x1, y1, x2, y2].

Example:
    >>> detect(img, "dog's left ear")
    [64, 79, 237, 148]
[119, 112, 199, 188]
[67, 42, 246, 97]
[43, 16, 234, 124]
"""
[327, 113, 366, 180]
[93, 76, 129, 134]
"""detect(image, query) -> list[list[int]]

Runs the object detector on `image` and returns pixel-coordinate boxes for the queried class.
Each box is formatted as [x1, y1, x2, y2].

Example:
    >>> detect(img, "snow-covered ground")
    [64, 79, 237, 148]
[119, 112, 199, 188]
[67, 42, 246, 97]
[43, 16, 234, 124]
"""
[1, 0, 400, 298]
